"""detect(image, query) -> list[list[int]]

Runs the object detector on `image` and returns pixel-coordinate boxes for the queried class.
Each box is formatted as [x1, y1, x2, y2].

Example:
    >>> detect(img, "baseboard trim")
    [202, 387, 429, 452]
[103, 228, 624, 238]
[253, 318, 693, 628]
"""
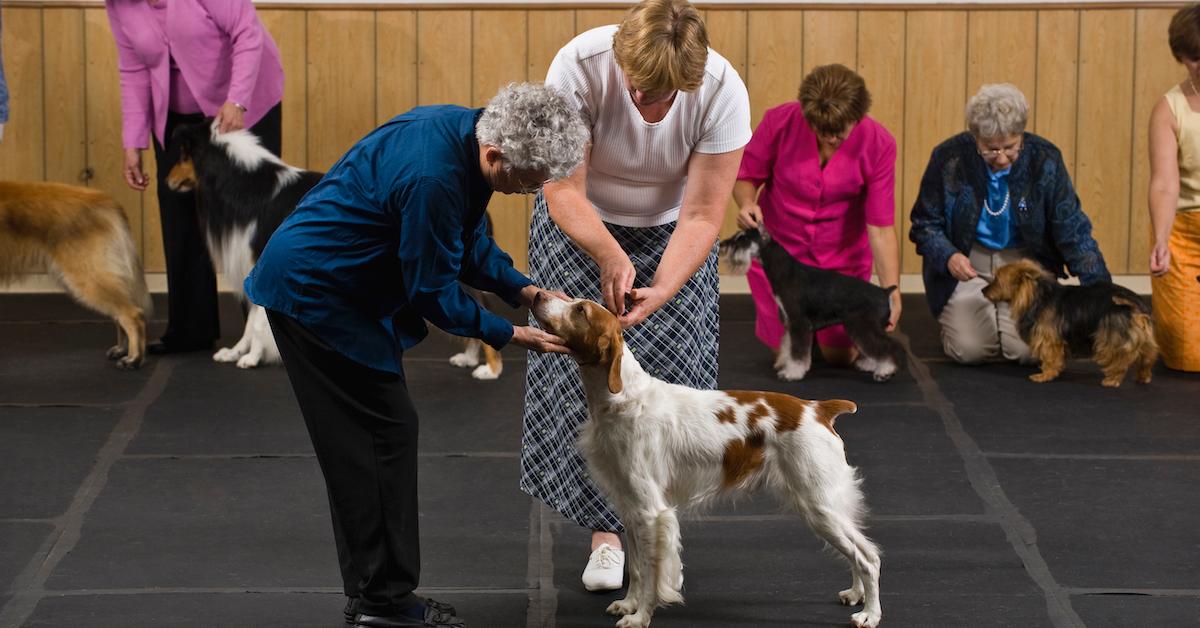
[2, 272, 1154, 296]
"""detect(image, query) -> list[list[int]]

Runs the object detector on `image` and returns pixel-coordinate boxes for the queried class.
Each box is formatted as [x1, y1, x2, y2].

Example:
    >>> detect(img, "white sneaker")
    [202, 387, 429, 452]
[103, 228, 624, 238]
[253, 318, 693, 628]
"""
[581, 543, 625, 592]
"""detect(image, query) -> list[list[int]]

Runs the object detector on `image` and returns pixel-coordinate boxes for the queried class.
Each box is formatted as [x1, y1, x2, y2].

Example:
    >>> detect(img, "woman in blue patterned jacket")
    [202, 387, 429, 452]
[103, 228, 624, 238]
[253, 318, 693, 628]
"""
[910, 84, 1110, 364]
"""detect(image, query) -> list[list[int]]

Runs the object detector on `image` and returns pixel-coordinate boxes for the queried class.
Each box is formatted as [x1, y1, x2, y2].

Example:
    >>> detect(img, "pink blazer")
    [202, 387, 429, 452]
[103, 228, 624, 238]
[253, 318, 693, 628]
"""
[105, 0, 284, 149]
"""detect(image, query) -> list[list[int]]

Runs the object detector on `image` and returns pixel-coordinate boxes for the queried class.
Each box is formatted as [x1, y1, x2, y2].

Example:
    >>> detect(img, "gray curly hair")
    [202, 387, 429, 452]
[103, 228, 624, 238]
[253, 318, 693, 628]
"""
[965, 83, 1029, 139]
[476, 83, 589, 181]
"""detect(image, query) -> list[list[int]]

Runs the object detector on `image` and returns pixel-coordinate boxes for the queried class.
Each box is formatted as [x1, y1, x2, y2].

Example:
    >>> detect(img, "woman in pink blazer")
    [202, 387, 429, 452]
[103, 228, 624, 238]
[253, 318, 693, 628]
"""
[733, 64, 902, 369]
[106, 0, 284, 354]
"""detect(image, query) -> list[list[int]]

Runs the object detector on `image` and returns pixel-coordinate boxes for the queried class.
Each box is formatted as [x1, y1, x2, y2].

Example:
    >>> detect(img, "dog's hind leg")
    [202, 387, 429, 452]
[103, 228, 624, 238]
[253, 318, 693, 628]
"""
[472, 343, 503, 380]
[51, 249, 147, 370]
[845, 317, 903, 382]
[1131, 313, 1157, 384]
[113, 308, 147, 370]
[107, 322, 129, 361]
[802, 504, 882, 628]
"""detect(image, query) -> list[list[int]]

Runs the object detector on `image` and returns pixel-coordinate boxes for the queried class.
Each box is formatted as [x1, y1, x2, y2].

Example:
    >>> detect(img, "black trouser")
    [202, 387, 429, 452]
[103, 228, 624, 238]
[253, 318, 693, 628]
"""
[266, 310, 422, 616]
[152, 104, 282, 347]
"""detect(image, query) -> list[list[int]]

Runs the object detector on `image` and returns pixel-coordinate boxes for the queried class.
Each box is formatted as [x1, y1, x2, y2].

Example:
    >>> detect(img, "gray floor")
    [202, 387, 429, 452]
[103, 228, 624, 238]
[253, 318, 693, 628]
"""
[1, 292, 1198, 628]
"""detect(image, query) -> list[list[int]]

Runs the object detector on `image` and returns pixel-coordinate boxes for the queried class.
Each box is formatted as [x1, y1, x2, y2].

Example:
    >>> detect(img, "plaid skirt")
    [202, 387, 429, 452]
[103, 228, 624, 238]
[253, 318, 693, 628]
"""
[519, 193, 719, 532]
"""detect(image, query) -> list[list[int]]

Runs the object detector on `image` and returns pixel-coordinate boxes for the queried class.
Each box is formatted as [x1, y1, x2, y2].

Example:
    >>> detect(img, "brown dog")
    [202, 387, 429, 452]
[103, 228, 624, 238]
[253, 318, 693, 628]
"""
[982, 259, 1156, 387]
[0, 181, 151, 369]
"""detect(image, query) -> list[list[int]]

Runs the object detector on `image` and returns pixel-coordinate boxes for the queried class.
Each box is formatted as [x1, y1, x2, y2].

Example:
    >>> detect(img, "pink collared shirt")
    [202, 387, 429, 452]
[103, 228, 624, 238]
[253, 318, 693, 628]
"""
[105, 0, 284, 149]
[737, 102, 897, 349]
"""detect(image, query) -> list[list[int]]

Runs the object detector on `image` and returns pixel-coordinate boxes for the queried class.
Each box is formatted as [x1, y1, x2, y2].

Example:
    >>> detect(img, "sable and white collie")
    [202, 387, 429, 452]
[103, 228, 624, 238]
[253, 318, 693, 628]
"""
[0, 181, 151, 370]
[530, 294, 883, 628]
[166, 120, 323, 368]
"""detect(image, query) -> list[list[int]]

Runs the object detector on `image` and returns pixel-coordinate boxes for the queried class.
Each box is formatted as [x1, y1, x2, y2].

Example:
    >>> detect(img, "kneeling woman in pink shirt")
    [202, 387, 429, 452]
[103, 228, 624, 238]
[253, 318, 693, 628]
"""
[733, 63, 901, 368]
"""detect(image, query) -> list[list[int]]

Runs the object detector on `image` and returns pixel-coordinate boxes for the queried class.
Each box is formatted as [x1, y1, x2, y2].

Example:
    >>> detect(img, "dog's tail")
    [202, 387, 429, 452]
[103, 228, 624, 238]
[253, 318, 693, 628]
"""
[98, 202, 153, 315]
[813, 399, 857, 436]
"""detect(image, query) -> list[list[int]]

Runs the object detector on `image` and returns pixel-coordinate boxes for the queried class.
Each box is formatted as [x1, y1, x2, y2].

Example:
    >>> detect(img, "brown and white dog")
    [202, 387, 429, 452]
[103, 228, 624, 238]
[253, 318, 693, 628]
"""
[0, 181, 151, 369]
[530, 294, 883, 628]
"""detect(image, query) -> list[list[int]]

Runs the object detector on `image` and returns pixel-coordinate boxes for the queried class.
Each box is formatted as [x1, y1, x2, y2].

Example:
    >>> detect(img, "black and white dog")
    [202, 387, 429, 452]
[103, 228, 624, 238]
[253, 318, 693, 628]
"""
[167, 120, 323, 368]
[719, 227, 904, 382]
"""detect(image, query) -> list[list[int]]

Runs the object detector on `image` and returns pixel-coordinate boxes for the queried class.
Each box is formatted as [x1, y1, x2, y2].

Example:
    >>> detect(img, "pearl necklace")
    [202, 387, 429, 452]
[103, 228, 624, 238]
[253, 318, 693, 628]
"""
[983, 188, 1010, 217]
[1190, 76, 1199, 97]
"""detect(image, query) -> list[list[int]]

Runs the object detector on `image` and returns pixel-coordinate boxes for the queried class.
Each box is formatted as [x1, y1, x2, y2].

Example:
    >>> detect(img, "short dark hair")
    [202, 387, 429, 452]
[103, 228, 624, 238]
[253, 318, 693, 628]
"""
[798, 64, 871, 136]
[1169, 4, 1200, 62]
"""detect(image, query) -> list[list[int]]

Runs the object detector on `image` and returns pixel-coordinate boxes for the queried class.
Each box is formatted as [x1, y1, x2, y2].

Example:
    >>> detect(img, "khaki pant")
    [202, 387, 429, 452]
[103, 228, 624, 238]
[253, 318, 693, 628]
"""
[938, 246, 1035, 365]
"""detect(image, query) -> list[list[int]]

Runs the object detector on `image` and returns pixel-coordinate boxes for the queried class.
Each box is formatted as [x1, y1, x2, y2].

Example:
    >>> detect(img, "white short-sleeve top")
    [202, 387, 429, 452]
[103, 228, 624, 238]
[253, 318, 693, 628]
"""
[545, 25, 752, 227]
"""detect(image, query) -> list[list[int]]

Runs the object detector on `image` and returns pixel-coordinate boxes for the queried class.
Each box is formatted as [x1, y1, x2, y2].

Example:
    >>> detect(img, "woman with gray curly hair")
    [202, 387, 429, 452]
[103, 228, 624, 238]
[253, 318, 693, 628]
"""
[910, 83, 1110, 365]
[244, 83, 587, 628]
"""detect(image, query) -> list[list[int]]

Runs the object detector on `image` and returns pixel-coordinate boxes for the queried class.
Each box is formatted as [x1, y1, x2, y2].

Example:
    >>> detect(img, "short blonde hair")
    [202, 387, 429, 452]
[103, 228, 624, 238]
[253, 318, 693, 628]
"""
[799, 64, 871, 136]
[613, 0, 709, 95]
[965, 83, 1028, 139]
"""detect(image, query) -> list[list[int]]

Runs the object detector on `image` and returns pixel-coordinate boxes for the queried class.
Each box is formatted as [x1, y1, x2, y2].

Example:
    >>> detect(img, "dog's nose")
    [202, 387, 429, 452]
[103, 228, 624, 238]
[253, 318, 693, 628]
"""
[533, 291, 546, 306]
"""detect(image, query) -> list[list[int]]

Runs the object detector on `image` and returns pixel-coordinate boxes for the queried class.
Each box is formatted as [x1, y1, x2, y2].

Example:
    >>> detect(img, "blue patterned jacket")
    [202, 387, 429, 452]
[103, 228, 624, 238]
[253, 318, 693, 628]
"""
[909, 132, 1111, 317]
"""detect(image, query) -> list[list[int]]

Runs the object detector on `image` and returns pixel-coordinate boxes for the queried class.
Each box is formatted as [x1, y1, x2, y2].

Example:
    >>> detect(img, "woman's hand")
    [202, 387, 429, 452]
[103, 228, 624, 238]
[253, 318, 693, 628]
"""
[215, 102, 246, 134]
[619, 285, 670, 328]
[736, 202, 763, 229]
[122, 148, 149, 191]
[510, 325, 571, 355]
[599, 252, 637, 316]
[886, 289, 902, 332]
[1150, 241, 1172, 277]
[946, 252, 978, 282]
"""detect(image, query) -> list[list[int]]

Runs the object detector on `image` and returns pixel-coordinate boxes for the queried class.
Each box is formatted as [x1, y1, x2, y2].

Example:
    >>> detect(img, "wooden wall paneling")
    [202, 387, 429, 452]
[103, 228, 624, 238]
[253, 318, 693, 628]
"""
[259, 10, 308, 168]
[528, 10, 574, 82]
[803, 10, 857, 75]
[473, 10, 530, 270]
[0, 8, 45, 183]
[83, 9, 153, 270]
[747, 11, 804, 127]
[575, 9, 624, 34]
[376, 11, 417, 126]
[417, 10, 471, 107]
[705, 10, 748, 239]
[1076, 9, 1135, 272]
[43, 8, 87, 186]
[1035, 10, 1079, 174]
[966, 10, 1036, 104]
[1129, 8, 1180, 274]
[857, 11, 906, 262]
[902, 11, 968, 274]
[306, 11, 376, 171]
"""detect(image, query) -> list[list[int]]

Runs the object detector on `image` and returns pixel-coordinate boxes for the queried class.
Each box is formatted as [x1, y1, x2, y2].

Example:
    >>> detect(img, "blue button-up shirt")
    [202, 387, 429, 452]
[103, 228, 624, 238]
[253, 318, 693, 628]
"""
[975, 165, 1019, 250]
[245, 105, 533, 373]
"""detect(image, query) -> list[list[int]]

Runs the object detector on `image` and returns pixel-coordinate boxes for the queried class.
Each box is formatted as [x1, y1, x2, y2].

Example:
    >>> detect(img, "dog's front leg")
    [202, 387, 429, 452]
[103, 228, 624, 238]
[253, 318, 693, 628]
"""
[214, 306, 255, 364]
[614, 513, 659, 628]
[1028, 330, 1065, 383]
[606, 521, 640, 618]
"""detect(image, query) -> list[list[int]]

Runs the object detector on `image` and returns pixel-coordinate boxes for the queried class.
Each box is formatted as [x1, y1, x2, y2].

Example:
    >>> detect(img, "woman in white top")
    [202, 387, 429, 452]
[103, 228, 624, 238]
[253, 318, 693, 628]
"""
[520, 0, 751, 592]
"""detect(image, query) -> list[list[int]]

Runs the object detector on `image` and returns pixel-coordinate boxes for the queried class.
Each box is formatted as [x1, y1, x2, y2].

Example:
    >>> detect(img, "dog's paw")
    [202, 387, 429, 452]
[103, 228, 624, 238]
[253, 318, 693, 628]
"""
[236, 354, 261, 369]
[106, 345, 128, 361]
[615, 611, 650, 628]
[850, 609, 881, 628]
[1136, 373, 1153, 384]
[839, 587, 865, 606]
[449, 352, 479, 368]
[471, 364, 500, 380]
[776, 363, 809, 381]
[1100, 377, 1123, 388]
[115, 355, 143, 371]
[606, 598, 637, 616]
[1028, 372, 1057, 383]
[213, 347, 244, 363]
[852, 356, 878, 373]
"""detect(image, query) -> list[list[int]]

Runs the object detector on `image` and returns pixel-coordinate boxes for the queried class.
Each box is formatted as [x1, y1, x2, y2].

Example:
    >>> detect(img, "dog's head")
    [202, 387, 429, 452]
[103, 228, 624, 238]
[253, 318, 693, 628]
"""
[165, 121, 215, 193]
[530, 294, 624, 395]
[718, 227, 769, 274]
[982, 259, 1052, 315]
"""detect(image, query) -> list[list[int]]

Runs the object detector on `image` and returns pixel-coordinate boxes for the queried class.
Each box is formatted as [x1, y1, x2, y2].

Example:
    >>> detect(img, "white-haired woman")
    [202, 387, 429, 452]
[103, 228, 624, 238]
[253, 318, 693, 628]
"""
[909, 83, 1110, 364]
[245, 84, 588, 628]
[521, 0, 751, 591]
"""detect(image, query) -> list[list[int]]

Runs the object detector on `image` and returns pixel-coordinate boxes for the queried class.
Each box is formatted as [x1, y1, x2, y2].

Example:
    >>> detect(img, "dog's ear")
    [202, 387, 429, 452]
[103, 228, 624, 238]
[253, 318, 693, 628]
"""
[598, 327, 624, 395]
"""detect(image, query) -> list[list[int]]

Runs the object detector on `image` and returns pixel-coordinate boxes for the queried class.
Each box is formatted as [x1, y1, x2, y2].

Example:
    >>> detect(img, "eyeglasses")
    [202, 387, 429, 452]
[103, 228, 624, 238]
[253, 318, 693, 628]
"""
[978, 145, 1022, 161]
[500, 165, 551, 194]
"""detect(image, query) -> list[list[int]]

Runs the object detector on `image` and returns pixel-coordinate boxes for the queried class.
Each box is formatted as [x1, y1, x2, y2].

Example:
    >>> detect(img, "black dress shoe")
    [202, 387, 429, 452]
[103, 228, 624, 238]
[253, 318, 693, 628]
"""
[354, 605, 464, 627]
[346, 597, 456, 624]
[147, 340, 214, 355]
